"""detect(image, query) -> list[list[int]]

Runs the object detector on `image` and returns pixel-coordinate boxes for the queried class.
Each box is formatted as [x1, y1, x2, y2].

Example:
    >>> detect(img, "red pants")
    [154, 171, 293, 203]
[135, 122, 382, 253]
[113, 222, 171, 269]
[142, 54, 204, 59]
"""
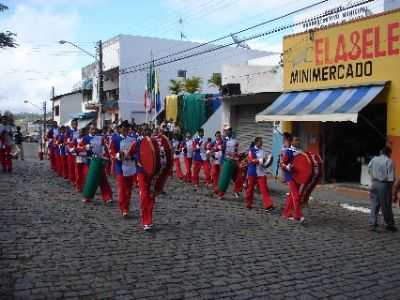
[98, 168, 113, 202]
[245, 175, 273, 209]
[0, 146, 12, 172]
[282, 180, 303, 220]
[116, 175, 134, 214]
[137, 173, 155, 226]
[212, 164, 221, 194]
[192, 160, 211, 186]
[67, 155, 76, 184]
[184, 157, 192, 182]
[218, 166, 244, 197]
[104, 160, 111, 176]
[55, 154, 61, 176]
[75, 163, 88, 192]
[174, 158, 184, 179]
[60, 155, 69, 179]
[155, 168, 170, 195]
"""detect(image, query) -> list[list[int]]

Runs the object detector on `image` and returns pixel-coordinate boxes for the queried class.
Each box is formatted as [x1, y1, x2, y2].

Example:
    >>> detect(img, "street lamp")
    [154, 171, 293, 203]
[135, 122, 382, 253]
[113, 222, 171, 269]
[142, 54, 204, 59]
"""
[58, 39, 104, 127]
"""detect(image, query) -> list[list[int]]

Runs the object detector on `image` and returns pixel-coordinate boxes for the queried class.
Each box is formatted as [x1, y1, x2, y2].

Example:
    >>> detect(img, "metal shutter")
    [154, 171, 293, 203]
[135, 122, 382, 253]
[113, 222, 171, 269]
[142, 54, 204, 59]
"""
[233, 104, 273, 153]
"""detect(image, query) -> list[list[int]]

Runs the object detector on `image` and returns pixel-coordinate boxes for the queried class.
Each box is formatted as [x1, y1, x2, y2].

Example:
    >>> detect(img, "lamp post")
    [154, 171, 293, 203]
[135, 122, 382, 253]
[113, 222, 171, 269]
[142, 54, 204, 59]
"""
[24, 100, 47, 160]
[58, 40, 104, 127]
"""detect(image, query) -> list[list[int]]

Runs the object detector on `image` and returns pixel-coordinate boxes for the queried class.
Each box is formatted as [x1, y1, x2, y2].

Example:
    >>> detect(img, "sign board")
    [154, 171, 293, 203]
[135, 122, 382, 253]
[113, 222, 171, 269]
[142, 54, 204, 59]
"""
[293, 0, 384, 33]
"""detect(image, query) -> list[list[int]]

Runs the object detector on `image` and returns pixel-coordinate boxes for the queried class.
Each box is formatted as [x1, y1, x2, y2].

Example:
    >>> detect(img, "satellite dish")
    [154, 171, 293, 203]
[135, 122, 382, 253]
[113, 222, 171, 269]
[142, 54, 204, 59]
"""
[231, 33, 251, 49]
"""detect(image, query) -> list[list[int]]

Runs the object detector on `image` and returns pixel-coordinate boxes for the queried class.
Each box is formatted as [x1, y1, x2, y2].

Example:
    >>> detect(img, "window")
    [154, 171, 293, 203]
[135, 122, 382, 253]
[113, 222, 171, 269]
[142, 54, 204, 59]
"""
[54, 105, 60, 116]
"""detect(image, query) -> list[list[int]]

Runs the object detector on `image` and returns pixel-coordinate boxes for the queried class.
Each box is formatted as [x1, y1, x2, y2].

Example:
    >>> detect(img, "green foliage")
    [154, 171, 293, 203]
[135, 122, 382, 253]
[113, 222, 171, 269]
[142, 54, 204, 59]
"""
[169, 79, 183, 95]
[0, 3, 17, 49]
[207, 73, 222, 91]
[184, 76, 202, 94]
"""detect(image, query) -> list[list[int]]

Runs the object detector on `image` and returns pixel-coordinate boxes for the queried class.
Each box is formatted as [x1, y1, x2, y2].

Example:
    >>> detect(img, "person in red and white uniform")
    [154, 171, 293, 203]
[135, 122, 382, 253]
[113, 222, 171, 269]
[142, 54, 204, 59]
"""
[281, 133, 304, 223]
[74, 128, 88, 193]
[211, 131, 223, 195]
[191, 128, 211, 187]
[46, 122, 59, 172]
[0, 115, 13, 173]
[245, 137, 274, 211]
[82, 124, 113, 204]
[172, 133, 184, 180]
[135, 128, 156, 231]
[66, 119, 79, 185]
[183, 132, 193, 183]
[55, 126, 69, 179]
[111, 122, 137, 217]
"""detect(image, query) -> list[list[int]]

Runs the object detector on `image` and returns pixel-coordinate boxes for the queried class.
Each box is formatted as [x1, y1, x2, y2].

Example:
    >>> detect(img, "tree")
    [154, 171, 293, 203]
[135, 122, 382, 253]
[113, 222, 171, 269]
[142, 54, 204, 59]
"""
[208, 73, 222, 91]
[0, 4, 17, 49]
[184, 76, 202, 94]
[169, 79, 183, 95]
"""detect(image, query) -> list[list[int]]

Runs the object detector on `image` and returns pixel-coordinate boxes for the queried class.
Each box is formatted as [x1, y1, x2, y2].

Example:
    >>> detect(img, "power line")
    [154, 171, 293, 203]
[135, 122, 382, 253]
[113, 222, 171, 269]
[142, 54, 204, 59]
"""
[120, 0, 375, 75]
[119, 0, 330, 74]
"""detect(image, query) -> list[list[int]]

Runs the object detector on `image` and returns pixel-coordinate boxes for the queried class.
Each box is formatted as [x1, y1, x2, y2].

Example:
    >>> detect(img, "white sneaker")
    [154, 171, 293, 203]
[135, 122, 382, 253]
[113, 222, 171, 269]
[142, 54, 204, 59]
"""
[298, 217, 305, 224]
[233, 192, 240, 199]
[143, 224, 153, 231]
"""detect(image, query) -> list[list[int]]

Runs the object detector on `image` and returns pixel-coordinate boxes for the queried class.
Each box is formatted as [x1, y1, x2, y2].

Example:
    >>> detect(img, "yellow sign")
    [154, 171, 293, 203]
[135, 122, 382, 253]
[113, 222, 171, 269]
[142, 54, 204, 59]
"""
[283, 10, 400, 91]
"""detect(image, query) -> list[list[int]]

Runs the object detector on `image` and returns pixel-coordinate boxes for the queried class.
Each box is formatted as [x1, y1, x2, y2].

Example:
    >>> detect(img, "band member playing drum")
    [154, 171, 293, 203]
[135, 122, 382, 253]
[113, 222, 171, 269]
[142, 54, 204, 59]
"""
[192, 128, 211, 188]
[111, 122, 137, 217]
[82, 124, 113, 204]
[183, 132, 193, 183]
[211, 131, 223, 195]
[281, 133, 304, 223]
[245, 137, 274, 211]
[135, 129, 156, 231]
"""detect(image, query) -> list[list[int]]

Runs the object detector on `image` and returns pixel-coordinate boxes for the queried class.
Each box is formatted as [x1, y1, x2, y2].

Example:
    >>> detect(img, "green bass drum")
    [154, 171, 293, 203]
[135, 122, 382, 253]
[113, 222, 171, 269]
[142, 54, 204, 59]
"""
[82, 158, 103, 199]
[218, 158, 237, 193]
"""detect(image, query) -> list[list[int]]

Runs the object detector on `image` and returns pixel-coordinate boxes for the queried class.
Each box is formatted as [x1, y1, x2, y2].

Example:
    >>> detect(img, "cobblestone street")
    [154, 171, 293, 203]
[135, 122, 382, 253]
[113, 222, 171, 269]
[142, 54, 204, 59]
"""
[1, 146, 400, 299]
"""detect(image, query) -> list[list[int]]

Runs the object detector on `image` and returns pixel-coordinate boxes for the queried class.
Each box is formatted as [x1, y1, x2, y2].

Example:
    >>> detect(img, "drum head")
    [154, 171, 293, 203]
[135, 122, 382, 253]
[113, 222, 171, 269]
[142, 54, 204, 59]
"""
[292, 153, 312, 184]
[140, 137, 159, 176]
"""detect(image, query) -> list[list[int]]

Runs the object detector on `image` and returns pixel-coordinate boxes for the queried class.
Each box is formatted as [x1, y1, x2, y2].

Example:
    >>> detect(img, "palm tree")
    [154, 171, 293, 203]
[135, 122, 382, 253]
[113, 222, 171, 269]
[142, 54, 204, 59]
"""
[169, 79, 183, 95]
[184, 76, 202, 94]
[208, 73, 222, 91]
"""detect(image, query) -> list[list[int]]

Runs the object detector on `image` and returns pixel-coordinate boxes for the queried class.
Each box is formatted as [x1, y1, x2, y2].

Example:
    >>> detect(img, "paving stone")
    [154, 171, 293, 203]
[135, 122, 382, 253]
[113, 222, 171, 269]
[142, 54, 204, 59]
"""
[1, 156, 400, 299]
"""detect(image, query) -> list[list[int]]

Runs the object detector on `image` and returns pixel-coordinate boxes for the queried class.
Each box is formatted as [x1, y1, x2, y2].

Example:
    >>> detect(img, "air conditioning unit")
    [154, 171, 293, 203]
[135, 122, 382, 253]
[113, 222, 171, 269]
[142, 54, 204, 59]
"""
[177, 70, 187, 79]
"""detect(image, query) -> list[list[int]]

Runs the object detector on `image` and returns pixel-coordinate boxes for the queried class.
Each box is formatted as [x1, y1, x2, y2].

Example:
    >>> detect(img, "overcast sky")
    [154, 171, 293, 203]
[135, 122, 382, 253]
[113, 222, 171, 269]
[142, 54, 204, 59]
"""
[0, 0, 347, 113]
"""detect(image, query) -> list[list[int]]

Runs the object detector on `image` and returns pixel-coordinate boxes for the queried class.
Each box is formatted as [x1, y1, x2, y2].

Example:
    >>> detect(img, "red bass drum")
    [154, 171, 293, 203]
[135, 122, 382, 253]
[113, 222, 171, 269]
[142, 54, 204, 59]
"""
[139, 136, 160, 177]
[292, 152, 312, 185]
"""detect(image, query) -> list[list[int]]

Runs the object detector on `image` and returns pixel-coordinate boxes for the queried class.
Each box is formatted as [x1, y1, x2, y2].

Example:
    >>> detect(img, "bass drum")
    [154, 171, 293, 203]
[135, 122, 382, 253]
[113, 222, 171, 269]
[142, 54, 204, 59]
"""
[82, 157, 103, 199]
[292, 152, 312, 185]
[139, 136, 160, 177]
[218, 158, 237, 193]
[301, 152, 323, 206]
[152, 135, 173, 195]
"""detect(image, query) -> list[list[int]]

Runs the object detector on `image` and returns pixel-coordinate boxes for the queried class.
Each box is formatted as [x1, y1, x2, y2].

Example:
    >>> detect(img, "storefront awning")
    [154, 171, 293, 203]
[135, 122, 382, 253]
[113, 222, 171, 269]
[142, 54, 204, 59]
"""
[256, 83, 386, 123]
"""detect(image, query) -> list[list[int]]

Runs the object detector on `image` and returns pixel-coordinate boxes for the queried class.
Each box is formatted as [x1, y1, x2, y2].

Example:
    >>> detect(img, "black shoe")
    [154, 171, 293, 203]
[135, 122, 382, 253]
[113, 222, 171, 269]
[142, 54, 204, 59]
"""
[265, 206, 275, 213]
[386, 226, 398, 232]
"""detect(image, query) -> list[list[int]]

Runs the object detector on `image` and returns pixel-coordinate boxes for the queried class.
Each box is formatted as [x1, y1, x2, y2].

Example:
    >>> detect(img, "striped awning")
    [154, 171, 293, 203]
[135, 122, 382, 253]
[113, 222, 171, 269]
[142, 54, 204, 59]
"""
[256, 83, 386, 123]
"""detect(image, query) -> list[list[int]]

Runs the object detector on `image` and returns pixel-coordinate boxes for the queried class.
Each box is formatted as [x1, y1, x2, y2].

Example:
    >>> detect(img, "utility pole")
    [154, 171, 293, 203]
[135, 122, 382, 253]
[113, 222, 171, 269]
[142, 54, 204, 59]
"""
[42, 101, 47, 159]
[51, 86, 55, 121]
[97, 40, 104, 128]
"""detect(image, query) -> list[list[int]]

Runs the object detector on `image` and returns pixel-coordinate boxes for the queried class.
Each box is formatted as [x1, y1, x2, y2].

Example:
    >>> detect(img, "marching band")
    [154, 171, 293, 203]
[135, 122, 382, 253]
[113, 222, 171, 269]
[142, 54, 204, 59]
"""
[1, 116, 322, 231]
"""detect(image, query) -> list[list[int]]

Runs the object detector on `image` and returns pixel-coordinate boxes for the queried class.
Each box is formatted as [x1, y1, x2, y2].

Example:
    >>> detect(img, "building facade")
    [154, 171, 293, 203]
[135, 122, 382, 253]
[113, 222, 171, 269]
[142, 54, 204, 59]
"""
[82, 35, 274, 124]
[52, 90, 83, 126]
[257, 9, 400, 183]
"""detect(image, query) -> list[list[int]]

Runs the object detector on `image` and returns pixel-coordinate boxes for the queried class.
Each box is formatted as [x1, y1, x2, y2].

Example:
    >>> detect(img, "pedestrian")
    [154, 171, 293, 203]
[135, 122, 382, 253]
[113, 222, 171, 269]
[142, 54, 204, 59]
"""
[192, 128, 211, 188]
[111, 122, 137, 217]
[172, 133, 184, 180]
[211, 131, 223, 195]
[67, 119, 79, 184]
[183, 132, 193, 183]
[368, 146, 397, 232]
[281, 134, 304, 223]
[14, 126, 24, 160]
[245, 137, 274, 211]
[75, 128, 88, 193]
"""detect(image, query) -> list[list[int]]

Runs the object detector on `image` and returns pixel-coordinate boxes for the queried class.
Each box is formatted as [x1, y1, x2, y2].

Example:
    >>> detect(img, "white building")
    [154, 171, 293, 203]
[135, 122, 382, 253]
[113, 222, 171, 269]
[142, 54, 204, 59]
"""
[81, 34, 275, 124]
[51, 90, 84, 126]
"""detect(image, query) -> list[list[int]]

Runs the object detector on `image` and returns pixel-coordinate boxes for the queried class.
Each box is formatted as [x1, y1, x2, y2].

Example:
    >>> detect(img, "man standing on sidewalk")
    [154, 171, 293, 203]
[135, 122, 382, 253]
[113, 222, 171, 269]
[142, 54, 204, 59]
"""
[14, 126, 24, 160]
[368, 146, 397, 232]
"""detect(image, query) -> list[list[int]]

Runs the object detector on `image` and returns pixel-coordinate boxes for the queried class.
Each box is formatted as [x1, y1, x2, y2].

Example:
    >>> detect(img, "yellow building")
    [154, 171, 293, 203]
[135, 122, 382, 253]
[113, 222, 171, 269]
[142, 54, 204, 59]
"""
[257, 9, 400, 182]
